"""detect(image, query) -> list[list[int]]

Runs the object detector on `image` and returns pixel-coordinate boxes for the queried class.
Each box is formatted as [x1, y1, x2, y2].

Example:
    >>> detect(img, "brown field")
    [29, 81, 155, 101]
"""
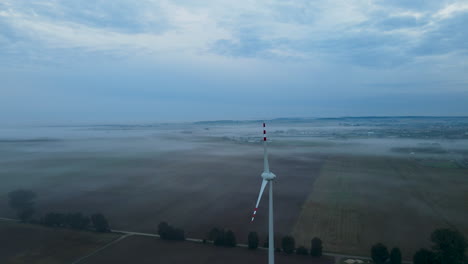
[0, 123, 467, 261]
[81, 235, 334, 264]
[0, 221, 118, 264]
[0, 141, 325, 246]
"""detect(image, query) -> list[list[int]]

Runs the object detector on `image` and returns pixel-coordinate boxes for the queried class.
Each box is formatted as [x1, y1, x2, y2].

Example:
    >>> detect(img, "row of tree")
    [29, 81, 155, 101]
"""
[8, 189, 110, 233]
[370, 228, 467, 264]
[10, 189, 466, 263]
[371, 243, 402, 264]
[206, 228, 324, 257]
[208, 228, 237, 247]
[413, 228, 466, 264]
[42, 212, 110, 232]
[248, 232, 323, 256]
[278, 235, 323, 256]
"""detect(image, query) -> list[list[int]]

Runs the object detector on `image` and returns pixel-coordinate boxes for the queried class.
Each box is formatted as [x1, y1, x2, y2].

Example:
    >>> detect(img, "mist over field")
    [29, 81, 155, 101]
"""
[1, 117, 467, 260]
[2, 0, 468, 263]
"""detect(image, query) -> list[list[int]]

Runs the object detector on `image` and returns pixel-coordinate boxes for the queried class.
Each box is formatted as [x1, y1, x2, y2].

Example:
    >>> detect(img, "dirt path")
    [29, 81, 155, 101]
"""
[70, 234, 132, 264]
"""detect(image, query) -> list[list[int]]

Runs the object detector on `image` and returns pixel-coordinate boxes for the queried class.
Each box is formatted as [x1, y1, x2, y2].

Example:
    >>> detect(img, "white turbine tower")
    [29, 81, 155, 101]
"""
[251, 122, 276, 264]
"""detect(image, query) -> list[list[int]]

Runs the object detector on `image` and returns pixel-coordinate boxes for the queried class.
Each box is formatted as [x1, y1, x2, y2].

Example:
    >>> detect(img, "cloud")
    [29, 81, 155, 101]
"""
[413, 12, 468, 56]
[433, 2, 468, 19]
[0, 0, 467, 124]
[2, 0, 468, 66]
[0, 0, 232, 59]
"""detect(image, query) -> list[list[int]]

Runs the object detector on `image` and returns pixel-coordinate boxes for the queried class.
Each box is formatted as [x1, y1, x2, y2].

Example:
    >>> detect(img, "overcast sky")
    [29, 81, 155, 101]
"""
[1, 0, 467, 124]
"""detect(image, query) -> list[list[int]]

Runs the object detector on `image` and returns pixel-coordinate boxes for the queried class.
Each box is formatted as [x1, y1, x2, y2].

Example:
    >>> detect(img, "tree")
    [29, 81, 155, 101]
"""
[66, 213, 90, 229]
[282, 235, 295, 254]
[225, 230, 236, 247]
[158, 222, 184, 241]
[91, 213, 110, 232]
[8, 189, 36, 222]
[310, 237, 323, 257]
[248, 232, 259, 249]
[214, 229, 226, 246]
[431, 228, 467, 264]
[390, 247, 402, 264]
[413, 249, 436, 264]
[41, 212, 88, 229]
[296, 246, 308, 255]
[208, 228, 221, 241]
[371, 243, 389, 264]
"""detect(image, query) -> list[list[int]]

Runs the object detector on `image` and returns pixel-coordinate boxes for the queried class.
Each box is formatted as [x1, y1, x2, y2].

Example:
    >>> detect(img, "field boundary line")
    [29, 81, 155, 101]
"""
[70, 233, 132, 264]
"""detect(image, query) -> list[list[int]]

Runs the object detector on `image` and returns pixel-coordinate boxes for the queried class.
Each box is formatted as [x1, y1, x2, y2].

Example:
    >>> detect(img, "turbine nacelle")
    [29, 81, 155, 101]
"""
[261, 171, 276, 181]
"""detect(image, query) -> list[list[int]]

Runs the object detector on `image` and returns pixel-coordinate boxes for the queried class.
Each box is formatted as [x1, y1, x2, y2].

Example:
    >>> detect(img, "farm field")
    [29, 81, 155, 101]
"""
[81, 235, 334, 264]
[0, 221, 118, 264]
[1, 118, 468, 261]
[292, 154, 468, 260]
[0, 140, 325, 245]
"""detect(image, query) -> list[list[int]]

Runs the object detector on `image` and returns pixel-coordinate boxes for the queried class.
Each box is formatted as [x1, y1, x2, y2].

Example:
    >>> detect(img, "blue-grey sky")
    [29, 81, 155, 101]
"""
[1, 0, 467, 124]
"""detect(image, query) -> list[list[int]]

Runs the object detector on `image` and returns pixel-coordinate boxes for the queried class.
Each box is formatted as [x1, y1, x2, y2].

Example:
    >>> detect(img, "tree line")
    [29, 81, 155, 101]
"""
[205, 227, 324, 257]
[8, 189, 110, 233]
[371, 228, 467, 264]
[8, 189, 466, 263]
[6, 187, 324, 258]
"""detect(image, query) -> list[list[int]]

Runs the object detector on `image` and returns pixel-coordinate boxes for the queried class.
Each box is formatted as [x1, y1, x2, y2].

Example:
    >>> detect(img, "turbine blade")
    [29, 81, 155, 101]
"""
[263, 122, 269, 173]
[251, 179, 268, 222]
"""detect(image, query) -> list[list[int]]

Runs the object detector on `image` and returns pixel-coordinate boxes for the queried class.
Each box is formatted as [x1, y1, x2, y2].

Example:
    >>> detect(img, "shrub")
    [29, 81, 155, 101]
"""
[310, 237, 323, 257]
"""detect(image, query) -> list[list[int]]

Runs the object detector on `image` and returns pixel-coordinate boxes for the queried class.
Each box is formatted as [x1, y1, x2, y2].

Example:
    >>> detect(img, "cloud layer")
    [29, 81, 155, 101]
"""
[1, 0, 467, 123]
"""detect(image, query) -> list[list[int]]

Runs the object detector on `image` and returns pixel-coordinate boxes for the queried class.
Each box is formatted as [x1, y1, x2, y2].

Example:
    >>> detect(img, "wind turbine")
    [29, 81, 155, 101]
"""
[251, 122, 276, 264]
